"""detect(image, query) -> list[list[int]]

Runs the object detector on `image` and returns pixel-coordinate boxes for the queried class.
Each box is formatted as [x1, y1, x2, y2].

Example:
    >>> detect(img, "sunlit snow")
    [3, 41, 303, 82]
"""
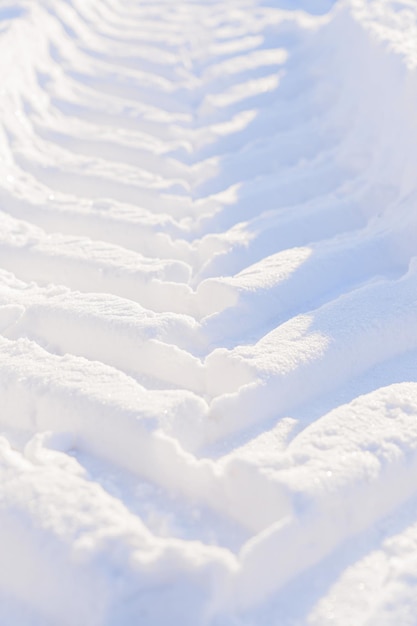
[0, 0, 416, 624]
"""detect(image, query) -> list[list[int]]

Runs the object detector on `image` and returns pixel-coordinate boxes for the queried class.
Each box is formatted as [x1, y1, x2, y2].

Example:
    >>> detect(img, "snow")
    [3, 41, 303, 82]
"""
[1, 0, 417, 624]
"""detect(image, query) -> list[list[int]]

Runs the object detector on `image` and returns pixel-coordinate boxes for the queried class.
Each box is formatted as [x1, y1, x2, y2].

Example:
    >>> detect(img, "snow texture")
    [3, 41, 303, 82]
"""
[0, 0, 417, 624]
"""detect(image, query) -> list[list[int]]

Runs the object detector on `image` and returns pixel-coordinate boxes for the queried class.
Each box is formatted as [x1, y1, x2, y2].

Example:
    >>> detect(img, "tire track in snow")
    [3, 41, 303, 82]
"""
[1, 1, 417, 624]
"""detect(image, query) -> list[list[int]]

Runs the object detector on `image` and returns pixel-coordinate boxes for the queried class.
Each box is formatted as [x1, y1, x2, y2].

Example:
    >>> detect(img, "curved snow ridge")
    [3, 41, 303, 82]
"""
[0, 328, 291, 533]
[0, 434, 237, 626]
[1, 0, 417, 624]
[205, 258, 417, 445]
[217, 382, 417, 612]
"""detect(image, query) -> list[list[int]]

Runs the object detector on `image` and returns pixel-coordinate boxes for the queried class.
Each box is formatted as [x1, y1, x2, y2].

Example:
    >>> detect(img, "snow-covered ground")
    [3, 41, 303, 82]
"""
[1, 0, 417, 623]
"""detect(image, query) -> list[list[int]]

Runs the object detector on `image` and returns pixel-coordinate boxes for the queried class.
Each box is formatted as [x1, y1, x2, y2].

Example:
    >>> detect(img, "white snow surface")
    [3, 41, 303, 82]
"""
[1, 0, 417, 623]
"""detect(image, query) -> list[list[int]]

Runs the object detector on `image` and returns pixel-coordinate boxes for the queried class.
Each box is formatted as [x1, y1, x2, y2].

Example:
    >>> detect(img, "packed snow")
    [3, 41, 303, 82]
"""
[1, 0, 417, 624]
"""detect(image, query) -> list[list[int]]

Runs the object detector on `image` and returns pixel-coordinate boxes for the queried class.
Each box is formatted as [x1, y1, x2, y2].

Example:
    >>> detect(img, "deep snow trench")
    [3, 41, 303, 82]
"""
[1, 0, 417, 624]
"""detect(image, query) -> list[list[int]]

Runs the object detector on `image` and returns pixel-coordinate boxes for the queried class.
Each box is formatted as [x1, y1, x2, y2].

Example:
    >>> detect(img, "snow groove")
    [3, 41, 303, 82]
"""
[1, 0, 417, 624]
